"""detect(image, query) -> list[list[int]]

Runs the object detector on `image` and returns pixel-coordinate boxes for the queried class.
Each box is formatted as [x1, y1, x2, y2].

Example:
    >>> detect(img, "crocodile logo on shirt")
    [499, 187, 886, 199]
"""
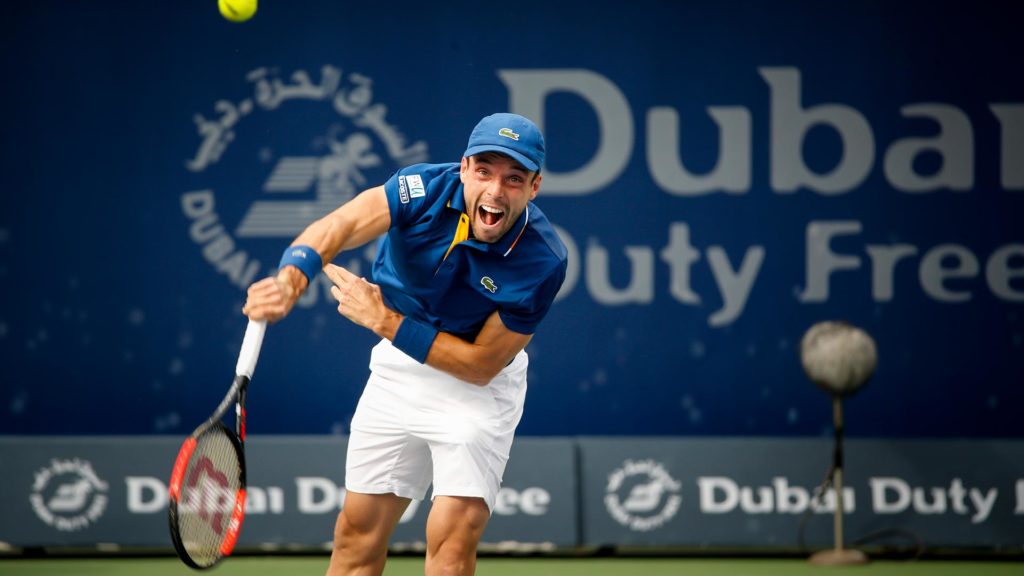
[480, 276, 498, 293]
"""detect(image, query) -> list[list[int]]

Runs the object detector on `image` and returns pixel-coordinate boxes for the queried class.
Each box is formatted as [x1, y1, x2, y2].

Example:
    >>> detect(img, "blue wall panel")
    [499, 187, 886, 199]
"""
[1, 1, 1021, 437]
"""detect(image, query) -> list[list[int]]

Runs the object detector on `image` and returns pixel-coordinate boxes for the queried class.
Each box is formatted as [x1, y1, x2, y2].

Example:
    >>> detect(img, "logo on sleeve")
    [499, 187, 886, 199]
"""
[407, 174, 425, 198]
[480, 276, 498, 293]
[398, 175, 410, 204]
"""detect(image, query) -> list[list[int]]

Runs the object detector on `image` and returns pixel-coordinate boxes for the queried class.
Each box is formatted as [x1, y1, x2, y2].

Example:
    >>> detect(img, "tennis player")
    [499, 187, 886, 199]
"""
[242, 113, 568, 576]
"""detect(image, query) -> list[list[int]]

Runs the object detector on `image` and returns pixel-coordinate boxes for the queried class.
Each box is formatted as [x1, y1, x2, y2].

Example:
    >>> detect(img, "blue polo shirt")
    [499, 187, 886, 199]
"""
[373, 162, 567, 341]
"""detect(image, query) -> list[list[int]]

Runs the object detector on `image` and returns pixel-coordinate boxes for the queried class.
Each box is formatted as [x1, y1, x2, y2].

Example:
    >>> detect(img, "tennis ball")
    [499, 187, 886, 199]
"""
[219, 0, 257, 22]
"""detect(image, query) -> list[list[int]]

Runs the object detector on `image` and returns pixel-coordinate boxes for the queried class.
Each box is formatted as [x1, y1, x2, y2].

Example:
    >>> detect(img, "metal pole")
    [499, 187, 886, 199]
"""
[809, 396, 867, 565]
[833, 396, 845, 553]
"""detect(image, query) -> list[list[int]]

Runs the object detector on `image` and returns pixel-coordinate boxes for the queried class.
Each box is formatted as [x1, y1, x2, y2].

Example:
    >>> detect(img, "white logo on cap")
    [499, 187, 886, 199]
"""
[498, 127, 520, 141]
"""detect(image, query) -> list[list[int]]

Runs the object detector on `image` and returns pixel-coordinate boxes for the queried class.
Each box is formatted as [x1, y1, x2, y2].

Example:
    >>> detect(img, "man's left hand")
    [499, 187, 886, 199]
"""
[325, 264, 398, 338]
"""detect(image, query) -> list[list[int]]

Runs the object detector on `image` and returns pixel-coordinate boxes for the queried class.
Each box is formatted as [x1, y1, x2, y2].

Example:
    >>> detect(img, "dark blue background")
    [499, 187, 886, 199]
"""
[1, 1, 1021, 437]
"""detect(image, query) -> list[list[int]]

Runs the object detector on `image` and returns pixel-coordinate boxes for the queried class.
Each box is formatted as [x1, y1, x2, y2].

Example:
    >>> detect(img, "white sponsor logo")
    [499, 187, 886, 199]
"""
[697, 476, 854, 515]
[128, 476, 549, 519]
[181, 65, 429, 293]
[406, 174, 425, 198]
[502, 69, 1024, 324]
[870, 477, 998, 525]
[30, 459, 109, 532]
[492, 487, 550, 516]
[605, 459, 681, 531]
[696, 475, 1004, 524]
[398, 175, 410, 204]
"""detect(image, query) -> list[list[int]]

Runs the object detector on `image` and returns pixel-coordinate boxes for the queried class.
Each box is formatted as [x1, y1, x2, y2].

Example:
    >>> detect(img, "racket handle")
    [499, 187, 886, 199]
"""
[236, 319, 267, 378]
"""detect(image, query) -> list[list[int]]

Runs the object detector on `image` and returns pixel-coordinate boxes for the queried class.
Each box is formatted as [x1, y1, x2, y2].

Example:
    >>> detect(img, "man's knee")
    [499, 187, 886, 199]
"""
[334, 508, 368, 543]
[426, 530, 482, 576]
[425, 497, 489, 557]
[332, 493, 408, 556]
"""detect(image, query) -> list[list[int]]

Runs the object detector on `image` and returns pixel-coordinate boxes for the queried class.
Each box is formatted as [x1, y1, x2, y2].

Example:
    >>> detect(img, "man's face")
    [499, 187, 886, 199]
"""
[460, 152, 541, 244]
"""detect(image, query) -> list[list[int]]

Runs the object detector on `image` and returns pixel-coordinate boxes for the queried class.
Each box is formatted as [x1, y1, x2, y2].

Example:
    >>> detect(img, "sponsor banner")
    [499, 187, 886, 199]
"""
[1, 2, 1022, 442]
[579, 438, 1024, 548]
[0, 436, 575, 548]
[5, 435, 1023, 551]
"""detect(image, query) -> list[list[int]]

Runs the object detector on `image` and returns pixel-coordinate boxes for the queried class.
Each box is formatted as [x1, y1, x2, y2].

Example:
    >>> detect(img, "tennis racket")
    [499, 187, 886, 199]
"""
[168, 319, 266, 570]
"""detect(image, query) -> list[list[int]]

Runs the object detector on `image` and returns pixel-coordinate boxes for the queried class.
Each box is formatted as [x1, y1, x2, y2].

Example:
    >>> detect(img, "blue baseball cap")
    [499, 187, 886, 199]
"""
[463, 113, 545, 172]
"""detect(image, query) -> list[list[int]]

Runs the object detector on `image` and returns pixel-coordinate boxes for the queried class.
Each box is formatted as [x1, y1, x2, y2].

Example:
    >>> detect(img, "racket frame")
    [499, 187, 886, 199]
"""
[168, 320, 264, 570]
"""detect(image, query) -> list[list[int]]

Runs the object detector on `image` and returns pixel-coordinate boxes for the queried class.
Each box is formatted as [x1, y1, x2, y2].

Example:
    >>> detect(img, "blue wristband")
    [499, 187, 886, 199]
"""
[392, 317, 439, 364]
[278, 245, 323, 284]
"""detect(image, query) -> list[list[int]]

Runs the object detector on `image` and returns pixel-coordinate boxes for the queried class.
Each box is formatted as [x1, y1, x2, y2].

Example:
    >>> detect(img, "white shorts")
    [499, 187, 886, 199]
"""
[345, 339, 528, 512]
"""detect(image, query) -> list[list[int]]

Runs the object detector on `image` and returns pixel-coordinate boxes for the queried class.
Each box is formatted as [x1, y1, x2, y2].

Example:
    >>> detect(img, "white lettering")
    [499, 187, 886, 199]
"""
[884, 104, 973, 192]
[518, 487, 551, 516]
[800, 221, 862, 302]
[493, 487, 551, 516]
[866, 244, 918, 301]
[871, 477, 997, 523]
[126, 477, 166, 513]
[181, 190, 214, 219]
[809, 486, 856, 513]
[659, 223, 701, 305]
[761, 67, 875, 195]
[800, 224, 1019, 304]
[698, 476, 846, 515]
[919, 244, 979, 302]
[871, 477, 911, 514]
[550, 219, 1020, 324]
[969, 487, 998, 524]
[698, 477, 739, 514]
[990, 104, 1024, 190]
[296, 477, 343, 514]
[707, 245, 765, 327]
[986, 244, 1024, 302]
[500, 69, 632, 194]
[912, 487, 947, 514]
[181, 190, 262, 290]
[648, 106, 751, 195]
[586, 241, 654, 305]
[949, 478, 969, 515]
[740, 486, 774, 513]
[774, 477, 810, 514]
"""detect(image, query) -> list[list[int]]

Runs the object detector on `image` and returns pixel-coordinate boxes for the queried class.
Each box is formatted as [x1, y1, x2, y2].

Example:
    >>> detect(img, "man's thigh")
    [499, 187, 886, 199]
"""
[339, 491, 411, 538]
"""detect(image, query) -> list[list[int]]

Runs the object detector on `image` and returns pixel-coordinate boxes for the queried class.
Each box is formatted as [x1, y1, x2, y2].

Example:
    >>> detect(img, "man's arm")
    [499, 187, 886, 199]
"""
[427, 311, 533, 385]
[290, 185, 391, 262]
[325, 264, 531, 386]
[243, 186, 391, 322]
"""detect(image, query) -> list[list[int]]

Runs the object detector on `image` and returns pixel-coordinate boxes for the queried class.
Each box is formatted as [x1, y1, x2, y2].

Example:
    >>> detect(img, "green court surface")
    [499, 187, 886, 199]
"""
[1, 557, 1023, 576]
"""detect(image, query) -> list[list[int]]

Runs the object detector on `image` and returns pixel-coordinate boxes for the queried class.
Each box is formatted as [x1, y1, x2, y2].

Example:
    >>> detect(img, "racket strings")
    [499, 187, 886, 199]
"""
[176, 428, 242, 567]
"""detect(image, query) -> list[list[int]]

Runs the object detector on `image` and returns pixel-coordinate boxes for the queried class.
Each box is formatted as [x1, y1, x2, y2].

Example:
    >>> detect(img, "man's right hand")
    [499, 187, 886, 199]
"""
[241, 267, 308, 322]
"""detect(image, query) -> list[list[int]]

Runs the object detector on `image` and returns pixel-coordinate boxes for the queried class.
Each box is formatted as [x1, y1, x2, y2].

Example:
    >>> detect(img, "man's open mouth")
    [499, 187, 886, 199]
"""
[479, 205, 505, 227]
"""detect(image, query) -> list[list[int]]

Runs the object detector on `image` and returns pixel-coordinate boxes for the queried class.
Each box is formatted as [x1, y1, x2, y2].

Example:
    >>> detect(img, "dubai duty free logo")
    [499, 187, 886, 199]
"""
[30, 459, 109, 532]
[181, 65, 429, 293]
[604, 459, 682, 531]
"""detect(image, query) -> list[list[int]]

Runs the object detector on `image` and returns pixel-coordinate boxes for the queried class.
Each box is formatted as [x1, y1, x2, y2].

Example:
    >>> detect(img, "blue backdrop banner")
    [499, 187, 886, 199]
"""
[1, 1, 1021, 437]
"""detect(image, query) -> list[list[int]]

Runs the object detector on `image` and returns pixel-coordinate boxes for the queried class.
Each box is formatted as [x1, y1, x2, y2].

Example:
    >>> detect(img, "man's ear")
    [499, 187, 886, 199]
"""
[529, 172, 542, 200]
[459, 157, 469, 183]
